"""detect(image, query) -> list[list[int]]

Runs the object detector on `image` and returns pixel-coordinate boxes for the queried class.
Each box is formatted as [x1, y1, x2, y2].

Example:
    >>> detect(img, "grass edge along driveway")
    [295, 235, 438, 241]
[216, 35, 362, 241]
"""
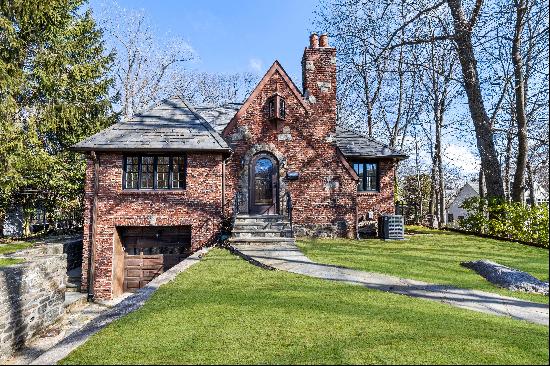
[297, 226, 549, 304]
[61, 249, 548, 365]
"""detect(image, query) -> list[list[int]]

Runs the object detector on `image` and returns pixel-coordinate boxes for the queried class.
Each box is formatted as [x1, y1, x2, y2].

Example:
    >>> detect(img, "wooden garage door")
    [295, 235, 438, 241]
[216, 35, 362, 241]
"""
[118, 226, 191, 292]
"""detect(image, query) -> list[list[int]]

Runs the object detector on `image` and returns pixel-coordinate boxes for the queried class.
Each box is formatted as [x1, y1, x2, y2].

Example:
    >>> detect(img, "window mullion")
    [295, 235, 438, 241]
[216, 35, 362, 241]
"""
[153, 156, 158, 190]
[362, 163, 367, 191]
[169, 156, 173, 189]
[123, 156, 127, 189]
[137, 157, 142, 190]
[184, 155, 187, 189]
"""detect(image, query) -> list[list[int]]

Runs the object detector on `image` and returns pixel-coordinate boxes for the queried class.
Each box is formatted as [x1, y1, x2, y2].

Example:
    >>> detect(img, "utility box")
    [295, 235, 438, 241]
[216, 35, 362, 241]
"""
[378, 215, 405, 240]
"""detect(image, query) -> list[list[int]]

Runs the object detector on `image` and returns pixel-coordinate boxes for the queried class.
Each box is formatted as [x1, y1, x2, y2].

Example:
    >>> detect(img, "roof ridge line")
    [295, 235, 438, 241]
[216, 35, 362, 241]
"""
[338, 125, 390, 148]
[128, 96, 177, 120]
[180, 98, 230, 151]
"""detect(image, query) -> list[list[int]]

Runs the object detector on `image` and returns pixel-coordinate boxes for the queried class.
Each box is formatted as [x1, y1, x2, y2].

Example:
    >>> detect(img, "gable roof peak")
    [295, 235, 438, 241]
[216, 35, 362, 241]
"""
[228, 60, 309, 125]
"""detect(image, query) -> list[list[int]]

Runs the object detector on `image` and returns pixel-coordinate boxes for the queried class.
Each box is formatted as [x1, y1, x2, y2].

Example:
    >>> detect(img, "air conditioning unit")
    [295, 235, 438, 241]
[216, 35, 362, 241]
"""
[378, 215, 404, 240]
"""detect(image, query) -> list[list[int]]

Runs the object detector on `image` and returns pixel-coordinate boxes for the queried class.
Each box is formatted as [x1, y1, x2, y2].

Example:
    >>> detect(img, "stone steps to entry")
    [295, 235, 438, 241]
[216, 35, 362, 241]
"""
[230, 214, 295, 245]
[231, 229, 293, 238]
[228, 237, 296, 244]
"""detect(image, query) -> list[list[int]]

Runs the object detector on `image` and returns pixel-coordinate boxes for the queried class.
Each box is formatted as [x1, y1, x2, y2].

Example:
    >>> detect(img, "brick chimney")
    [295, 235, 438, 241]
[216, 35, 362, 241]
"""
[302, 33, 337, 137]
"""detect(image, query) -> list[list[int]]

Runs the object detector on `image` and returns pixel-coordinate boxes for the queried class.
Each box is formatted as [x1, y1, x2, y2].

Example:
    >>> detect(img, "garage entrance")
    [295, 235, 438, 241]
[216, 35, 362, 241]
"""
[116, 226, 191, 293]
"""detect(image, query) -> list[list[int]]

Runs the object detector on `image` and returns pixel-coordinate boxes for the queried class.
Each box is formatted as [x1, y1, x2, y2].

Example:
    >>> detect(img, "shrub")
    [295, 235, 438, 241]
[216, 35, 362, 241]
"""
[459, 197, 549, 247]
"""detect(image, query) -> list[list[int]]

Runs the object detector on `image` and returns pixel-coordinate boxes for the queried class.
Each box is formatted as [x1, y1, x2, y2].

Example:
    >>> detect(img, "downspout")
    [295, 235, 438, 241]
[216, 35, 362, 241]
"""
[87, 151, 99, 302]
[221, 157, 226, 217]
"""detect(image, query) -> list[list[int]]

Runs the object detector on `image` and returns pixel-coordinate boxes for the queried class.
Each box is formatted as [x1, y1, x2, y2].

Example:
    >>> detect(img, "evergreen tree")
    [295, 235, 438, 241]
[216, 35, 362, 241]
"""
[0, 0, 115, 233]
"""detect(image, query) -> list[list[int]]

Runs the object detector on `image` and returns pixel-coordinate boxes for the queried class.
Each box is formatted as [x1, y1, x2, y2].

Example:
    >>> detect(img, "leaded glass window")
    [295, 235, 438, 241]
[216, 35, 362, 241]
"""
[140, 156, 154, 189]
[156, 157, 170, 189]
[352, 161, 379, 192]
[123, 155, 186, 190]
[171, 156, 186, 189]
[124, 157, 139, 189]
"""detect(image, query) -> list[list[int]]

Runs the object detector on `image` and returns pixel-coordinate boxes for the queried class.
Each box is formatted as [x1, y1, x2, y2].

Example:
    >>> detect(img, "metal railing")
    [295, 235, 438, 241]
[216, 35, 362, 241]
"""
[233, 191, 242, 223]
[284, 191, 293, 231]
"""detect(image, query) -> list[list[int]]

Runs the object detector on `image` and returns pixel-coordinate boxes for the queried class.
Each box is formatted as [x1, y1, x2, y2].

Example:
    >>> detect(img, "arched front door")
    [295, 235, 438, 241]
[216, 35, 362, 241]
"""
[249, 153, 278, 215]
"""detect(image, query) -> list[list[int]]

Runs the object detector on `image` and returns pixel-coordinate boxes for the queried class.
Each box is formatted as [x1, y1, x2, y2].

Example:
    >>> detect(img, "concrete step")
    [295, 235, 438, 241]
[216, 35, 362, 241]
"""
[234, 215, 287, 224]
[231, 214, 294, 243]
[66, 280, 81, 292]
[228, 237, 296, 244]
[232, 229, 293, 238]
[64, 292, 87, 312]
[235, 214, 284, 219]
[233, 223, 291, 231]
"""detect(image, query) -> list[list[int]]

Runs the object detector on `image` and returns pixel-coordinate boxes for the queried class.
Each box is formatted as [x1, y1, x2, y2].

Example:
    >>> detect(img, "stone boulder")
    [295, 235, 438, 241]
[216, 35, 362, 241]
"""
[461, 259, 549, 296]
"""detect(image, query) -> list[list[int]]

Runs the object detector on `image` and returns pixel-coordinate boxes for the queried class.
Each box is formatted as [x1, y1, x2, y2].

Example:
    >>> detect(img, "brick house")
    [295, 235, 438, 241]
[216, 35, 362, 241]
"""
[74, 34, 407, 300]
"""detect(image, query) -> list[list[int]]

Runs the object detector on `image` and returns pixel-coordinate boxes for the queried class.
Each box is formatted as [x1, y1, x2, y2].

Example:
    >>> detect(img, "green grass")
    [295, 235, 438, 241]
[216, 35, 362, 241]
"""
[0, 241, 32, 266]
[62, 249, 548, 365]
[0, 258, 25, 267]
[297, 225, 549, 303]
[0, 240, 33, 255]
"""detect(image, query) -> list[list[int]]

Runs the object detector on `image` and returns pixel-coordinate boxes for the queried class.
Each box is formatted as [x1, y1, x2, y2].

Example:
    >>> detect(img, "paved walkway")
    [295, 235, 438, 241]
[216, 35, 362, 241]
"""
[7, 247, 210, 366]
[230, 243, 549, 326]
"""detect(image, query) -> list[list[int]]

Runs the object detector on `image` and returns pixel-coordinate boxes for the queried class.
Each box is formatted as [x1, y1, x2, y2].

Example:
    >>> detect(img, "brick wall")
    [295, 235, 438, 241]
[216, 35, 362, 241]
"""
[223, 39, 359, 238]
[356, 159, 396, 219]
[81, 152, 223, 300]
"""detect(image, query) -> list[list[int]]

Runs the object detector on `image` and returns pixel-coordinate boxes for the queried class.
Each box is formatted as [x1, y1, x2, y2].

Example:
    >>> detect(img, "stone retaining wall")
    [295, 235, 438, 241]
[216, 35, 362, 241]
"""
[0, 244, 67, 362]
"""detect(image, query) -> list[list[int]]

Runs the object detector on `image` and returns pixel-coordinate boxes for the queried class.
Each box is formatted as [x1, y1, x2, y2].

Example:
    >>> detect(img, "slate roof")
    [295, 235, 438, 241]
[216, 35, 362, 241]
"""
[335, 126, 408, 160]
[74, 95, 407, 160]
[194, 103, 242, 134]
[73, 96, 230, 153]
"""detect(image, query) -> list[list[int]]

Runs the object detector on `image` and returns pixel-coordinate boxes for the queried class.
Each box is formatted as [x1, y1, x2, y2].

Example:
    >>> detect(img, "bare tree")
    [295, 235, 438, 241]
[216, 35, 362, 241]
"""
[95, 3, 195, 118]
[94, 1, 261, 114]
[418, 33, 459, 226]
[484, 0, 548, 203]
[510, 0, 530, 202]
[178, 72, 259, 106]
[445, 0, 505, 199]
[316, 0, 422, 150]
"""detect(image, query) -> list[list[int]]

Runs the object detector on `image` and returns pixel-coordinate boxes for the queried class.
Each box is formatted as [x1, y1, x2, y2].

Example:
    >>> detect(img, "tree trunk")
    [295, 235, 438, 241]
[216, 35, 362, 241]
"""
[429, 154, 438, 218]
[414, 133, 423, 222]
[447, 0, 505, 199]
[526, 161, 535, 206]
[511, 0, 529, 202]
[436, 121, 446, 227]
[503, 122, 514, 202]
[478, 168, 486, 199]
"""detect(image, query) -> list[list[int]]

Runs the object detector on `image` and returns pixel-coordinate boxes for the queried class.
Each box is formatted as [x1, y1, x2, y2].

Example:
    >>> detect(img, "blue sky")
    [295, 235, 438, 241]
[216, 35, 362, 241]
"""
[89, 0, 319, 82]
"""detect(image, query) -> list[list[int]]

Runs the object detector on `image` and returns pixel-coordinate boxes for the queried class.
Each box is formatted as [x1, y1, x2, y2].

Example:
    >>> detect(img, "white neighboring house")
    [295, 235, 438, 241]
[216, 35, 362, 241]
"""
[447, 181, 479, 224]
[446, 180, 549, 224]
[525, 182, 550, 205]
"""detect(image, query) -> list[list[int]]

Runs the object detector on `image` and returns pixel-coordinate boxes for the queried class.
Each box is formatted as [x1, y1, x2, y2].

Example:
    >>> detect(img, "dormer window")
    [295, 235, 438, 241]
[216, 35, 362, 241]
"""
[267, 94, 286, 121]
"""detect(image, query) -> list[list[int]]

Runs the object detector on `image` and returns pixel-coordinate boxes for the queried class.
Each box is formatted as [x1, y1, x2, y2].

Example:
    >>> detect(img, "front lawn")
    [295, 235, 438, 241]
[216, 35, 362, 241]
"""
[0, 258, 25, 267]
[0, 241, 32, 267]
[297, 226, 549, 303]
[0, 240, 33, 255]
[62, 249, 548, 365]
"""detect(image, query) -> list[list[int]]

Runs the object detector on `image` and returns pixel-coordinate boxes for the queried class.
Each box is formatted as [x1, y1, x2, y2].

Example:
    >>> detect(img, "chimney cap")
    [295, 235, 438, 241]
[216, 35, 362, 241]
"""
[319, 34, 329, 47]
[309, 33, 319, 48]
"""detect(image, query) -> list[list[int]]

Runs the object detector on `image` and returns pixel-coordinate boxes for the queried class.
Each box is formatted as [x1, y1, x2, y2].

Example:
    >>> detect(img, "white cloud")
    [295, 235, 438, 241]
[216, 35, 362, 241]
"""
[444, 143, 480, 174]
[249, 58, 263, 73]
